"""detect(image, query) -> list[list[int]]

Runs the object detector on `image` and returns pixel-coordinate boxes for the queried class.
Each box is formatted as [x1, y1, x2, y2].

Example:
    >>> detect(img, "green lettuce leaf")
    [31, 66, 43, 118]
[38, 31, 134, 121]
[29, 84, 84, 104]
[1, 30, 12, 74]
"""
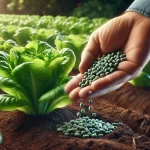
[0, 76, 29, 101]
[129, 72, 150, 87]
[143, 60, 150, 75]
[13, 27, 33, 45]
[0, 51, 12, 78]
[0, 41, 75, 115]
[0, 94, 28, 111]
[55, 34, 88, 69]
[38, 83, 71, 114]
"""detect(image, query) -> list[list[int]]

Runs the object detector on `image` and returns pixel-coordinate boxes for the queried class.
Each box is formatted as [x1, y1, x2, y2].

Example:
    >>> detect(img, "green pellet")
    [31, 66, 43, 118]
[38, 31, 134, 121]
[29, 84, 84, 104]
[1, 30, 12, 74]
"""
[89, 91, 92, 95]
[81, 118, 86, 123]
[118, 122, 123, 126]
[89, 106, 93, 111]
[80, 102, 84, 107]
[0, 133, 2, 144]
[112, 123, 119, 126]
[68, 129, 74, 132]
[82, 79, 86, 83]
[75, 121, 79, 125]
[92, 113, 97, 117]
[83, 134, 89, 138]
[70, 120, 75, 124]
[79, 126, 84, 130]
[85, 128, 89, 133]
[96, 72, 100, 76]
[116, 59, 120, 63]
[108, 127, 115, 130]
[89, 80, 92, 84]
[123, 57, 126, 61]
[110, 68, 114, 73]
[109, 130, 113, 133]
[85, 116, 89, 120]
[99, 129, 105, 133]
[89, 99, 93, 103]
[109, 63, 113, 67]
[84, 72, 88, 75]
[81, 131, 86, 135]
[110, 53, 114, 56]
[105, 131, 110, 134]
[81, 84, 85, 88]
[95, 130, 100, 133]
[98, 134, 104, 137]
[90, 75, 95, 79]
[81, 109, 85, 114]
[89, 128, 93, 131]
[100, 73, 104, 77]
[92, 133, 97, 137]
[57, 128, 63, 132]
[93, 76, 99, 81]
[74, 133, 80, 137]
[98, 123, 102, 128]
[77, 112, 81, 117]
[85, 81, 89, 86]
[64, 133, 69, 136]
[79, 123, 84, 126]
[88, 69, 92, 72]
[103, 126, 108, 131]
[114, 63, 118, 67]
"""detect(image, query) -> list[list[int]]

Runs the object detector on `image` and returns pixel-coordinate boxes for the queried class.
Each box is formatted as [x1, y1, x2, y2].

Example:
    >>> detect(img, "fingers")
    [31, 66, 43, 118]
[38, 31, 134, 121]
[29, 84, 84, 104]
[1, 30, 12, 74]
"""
[78, 70, 127, 98]
[69, 87, 81, 100]
[79, 33, 101, 73]
[117, 61, 140, 75]
[79, 60, 139, 98]
[65, 60, 141, 100]
[79, 51, 96, 74]
[65, 73, 83, 100]
[65, 73, 83, 94]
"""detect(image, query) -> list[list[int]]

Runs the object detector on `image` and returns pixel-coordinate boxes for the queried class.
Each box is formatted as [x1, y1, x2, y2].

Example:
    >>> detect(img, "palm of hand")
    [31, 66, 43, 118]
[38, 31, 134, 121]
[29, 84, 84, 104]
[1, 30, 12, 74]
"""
[65, 12, 150, 100]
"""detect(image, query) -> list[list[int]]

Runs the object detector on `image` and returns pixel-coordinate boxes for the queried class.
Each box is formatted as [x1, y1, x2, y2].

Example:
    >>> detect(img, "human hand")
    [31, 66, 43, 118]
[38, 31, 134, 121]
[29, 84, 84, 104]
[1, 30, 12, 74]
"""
[65, 12, 150, 100]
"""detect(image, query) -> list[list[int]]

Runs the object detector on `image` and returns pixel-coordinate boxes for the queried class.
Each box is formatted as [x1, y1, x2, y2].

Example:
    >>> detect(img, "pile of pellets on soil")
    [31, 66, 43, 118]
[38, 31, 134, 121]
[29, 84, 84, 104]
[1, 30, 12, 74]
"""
[79, 50, 126, 87]
[57, 116, 123, 138]
[57, 50, 125, 138]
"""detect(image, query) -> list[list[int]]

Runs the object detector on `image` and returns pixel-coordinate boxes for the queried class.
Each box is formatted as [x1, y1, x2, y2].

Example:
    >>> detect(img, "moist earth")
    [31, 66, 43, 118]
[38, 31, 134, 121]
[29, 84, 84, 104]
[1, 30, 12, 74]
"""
[0, 83, 150, 150]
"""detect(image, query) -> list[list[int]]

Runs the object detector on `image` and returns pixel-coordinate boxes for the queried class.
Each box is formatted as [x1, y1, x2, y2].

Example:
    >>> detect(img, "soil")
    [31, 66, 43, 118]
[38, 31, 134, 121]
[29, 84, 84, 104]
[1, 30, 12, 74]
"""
[0, 82, 150, 150]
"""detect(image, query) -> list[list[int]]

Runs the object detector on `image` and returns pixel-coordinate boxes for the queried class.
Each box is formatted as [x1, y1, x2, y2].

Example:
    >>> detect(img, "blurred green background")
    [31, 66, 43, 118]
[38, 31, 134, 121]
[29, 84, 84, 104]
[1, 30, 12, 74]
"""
[0, 0, 133, 18]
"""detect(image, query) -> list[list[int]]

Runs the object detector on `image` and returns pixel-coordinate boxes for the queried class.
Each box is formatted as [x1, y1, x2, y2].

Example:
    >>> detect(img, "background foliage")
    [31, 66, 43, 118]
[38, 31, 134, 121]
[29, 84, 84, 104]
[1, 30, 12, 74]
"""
[3, 0, 133, 18]
[6, 0, 78, 15]
[72, 0, 121, 18]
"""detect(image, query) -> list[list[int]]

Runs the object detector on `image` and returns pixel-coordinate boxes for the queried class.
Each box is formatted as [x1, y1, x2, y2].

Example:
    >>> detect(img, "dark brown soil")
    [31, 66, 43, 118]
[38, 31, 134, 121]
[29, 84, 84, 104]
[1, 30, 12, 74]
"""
[0, 83, 150, 150]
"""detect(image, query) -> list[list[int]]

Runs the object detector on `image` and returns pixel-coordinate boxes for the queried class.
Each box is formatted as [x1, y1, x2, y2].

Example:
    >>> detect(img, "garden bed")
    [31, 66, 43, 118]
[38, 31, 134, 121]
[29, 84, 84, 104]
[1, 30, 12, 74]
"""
[0, 83, 150, 150]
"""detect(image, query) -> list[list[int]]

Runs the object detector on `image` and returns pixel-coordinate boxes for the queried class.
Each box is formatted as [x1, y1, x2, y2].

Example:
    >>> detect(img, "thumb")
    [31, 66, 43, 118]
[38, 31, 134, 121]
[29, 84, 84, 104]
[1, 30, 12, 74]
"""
[79, 32, 102, 73]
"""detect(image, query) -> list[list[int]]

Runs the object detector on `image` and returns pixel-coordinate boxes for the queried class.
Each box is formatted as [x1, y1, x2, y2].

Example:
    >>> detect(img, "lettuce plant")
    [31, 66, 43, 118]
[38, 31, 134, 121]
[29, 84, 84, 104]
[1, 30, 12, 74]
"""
[0, 39, 17, 54]
[0, 40, 76, 115]
[13, 27, 33, 46]
[30, 28, 60, 47]
[129, 61, 150, 87]
[55, 34, 88, 69]
[0, 25, 17, 40]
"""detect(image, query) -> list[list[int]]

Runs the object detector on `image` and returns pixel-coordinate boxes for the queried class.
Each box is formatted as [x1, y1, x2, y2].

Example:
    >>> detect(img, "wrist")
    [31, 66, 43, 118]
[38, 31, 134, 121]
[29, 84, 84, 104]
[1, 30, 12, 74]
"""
[123, 11, 150, 25]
